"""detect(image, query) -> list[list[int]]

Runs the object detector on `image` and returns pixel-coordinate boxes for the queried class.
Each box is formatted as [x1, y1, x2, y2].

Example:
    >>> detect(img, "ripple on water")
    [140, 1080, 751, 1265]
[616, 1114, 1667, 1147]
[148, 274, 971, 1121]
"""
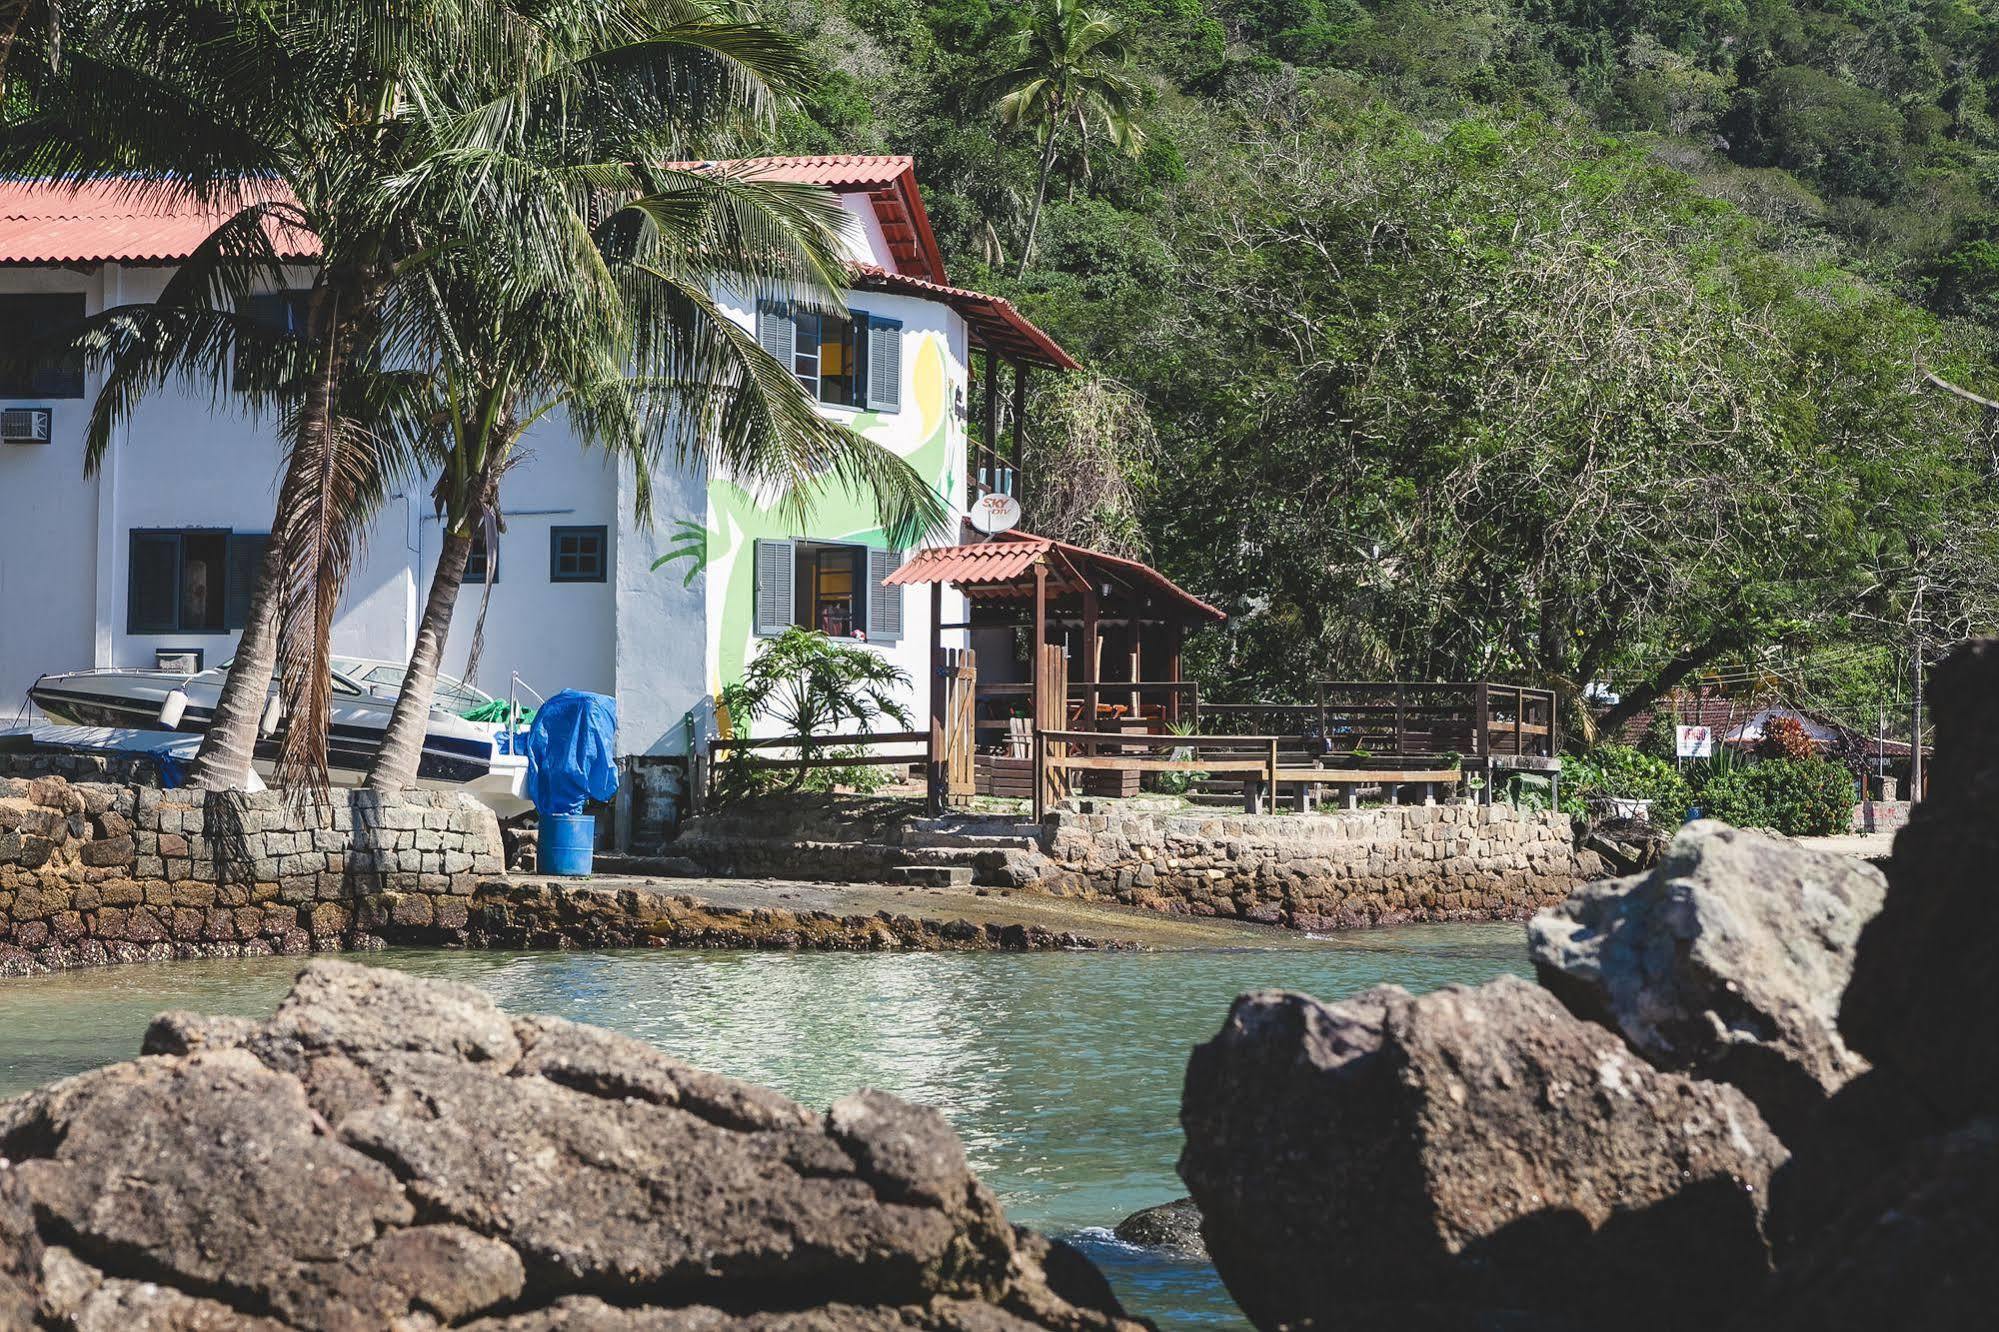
[0, 923, 1527, 1330]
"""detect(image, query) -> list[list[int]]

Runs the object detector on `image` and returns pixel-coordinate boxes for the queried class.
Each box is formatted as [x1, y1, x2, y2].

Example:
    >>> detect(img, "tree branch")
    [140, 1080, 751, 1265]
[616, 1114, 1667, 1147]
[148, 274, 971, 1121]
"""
[1919, 366, 1999, 413]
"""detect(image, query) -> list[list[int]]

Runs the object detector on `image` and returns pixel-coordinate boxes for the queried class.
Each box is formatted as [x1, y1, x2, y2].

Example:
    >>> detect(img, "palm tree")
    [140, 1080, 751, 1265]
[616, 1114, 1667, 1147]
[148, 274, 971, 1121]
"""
[363, 159, 947, 792]
[5, 1, 919, 792]
[986, 0, 1145, 279]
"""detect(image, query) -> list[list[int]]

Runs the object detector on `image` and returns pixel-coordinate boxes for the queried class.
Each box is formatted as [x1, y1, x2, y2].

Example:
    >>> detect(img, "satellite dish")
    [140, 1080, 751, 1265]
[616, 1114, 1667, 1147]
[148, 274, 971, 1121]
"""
[969, 492, 1022, 535]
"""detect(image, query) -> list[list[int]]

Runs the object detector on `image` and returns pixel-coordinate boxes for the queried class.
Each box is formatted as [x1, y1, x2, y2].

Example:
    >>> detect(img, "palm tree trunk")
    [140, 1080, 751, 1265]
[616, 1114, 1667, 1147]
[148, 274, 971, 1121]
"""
[1017, 127, 1062, 281]
[366, 529, 473, 791]
[184, 532, 287, 791]
[189, 278, 349, 790]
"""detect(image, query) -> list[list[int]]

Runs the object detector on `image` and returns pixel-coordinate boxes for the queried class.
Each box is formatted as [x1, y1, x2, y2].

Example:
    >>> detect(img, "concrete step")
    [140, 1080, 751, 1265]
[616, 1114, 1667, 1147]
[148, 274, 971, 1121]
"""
[890, 864, 975, 888]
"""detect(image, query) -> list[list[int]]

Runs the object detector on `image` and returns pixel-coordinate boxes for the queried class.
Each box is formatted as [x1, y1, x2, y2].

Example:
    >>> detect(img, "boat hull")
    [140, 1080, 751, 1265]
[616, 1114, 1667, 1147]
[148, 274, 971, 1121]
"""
[27, 671, 530, 817]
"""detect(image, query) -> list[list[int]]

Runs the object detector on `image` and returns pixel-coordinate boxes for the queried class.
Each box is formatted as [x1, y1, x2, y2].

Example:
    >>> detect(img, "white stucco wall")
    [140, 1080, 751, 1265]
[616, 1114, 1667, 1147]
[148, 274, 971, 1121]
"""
[1, 186, 976, 755]
[0, 266, 102, 717]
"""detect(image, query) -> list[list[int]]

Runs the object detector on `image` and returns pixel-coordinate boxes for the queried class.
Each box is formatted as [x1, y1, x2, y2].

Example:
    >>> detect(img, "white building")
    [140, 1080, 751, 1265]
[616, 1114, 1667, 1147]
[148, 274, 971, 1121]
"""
[0, 156, 1072, 835]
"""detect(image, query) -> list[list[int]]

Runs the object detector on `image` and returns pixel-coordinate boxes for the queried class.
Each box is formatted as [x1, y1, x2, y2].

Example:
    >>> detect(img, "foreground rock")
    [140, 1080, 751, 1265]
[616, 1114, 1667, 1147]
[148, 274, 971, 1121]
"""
[1529, 821, 1885, 1135]
[1841, 640, 1999, 1125]
[1746, 1116, 1999, 1331]
[1111, 1199, 1205, 1259]
[0, 961, 1142, 1332]
[1180, 977, 1785, 1331]
[1746, 640, 1999, 1325]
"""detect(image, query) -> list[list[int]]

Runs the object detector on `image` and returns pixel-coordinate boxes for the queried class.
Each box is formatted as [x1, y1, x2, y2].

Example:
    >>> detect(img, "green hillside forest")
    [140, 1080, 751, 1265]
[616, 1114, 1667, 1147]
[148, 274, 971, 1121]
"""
[771, 0, 1999, 737]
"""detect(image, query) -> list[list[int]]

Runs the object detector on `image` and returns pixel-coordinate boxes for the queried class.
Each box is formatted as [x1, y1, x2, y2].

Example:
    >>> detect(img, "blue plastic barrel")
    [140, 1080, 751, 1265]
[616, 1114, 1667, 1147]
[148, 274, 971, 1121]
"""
[542, 813, 595, 876]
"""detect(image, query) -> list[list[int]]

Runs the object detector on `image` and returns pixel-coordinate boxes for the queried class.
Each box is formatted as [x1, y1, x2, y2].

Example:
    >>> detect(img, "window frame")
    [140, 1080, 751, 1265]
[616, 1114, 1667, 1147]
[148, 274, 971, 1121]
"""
[794, 540, 864, 639]
[759, 301, 902, 413]
[464, 530, 498, 584]
[0, 292, 87, 399]
[127, 527, 263, 636]
[751, 537, 904, 643]
[548, 525, 608, 584]
[234, 289, 314, 389]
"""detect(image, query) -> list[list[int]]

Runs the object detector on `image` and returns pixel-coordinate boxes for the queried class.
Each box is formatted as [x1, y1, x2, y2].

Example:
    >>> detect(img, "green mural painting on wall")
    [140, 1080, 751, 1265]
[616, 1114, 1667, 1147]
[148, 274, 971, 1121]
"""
[701, 330, 957, 692]
[649, 518, 715, 587]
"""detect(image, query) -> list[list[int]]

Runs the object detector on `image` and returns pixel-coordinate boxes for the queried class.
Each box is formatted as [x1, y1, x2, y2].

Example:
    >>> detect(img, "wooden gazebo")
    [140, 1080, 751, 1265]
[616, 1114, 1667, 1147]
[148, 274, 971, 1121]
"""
[887, 530, 1222, 715]
[884, 531, 1224, 807]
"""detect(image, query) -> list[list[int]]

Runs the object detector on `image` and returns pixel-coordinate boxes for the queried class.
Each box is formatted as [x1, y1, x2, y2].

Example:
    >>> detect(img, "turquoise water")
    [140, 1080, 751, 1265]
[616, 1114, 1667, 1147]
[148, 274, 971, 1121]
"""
[0, 927, 1527, 1328]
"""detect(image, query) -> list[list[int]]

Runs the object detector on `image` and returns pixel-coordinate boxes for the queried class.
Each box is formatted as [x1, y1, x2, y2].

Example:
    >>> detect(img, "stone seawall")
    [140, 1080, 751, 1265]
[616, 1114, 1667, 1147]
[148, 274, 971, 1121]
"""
[0, 774, 502, 975]
[1, 777, 1122, 974]
[668, 794, 1601, 931]
[1013, 805, 1599, 930]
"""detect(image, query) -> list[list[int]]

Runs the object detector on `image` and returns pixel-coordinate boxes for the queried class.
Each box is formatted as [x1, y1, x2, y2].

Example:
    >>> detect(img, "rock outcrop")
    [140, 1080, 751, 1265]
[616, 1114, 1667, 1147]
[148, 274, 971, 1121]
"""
[1179, 976, 1786, 1331]
[1110, 1199, 1205, 1259]
[1840, 640, 1999, 1125]
[1744, 639, 1999, 1325]
[1748, 1116, 1999, 1331]
[0, 960, 1142, 1332]
[1529, 821, 1885, 1135]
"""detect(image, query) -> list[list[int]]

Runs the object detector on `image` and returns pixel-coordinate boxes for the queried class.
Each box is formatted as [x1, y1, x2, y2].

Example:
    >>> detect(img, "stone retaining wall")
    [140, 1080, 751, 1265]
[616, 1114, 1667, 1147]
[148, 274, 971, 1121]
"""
[1010, 805, 1600, 930]
[1, 776, 1123, 975]
[1, 775, 502, 975]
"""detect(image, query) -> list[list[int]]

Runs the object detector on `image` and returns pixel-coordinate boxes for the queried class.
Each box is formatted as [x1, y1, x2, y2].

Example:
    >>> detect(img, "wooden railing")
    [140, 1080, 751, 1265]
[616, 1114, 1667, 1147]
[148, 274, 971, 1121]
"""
[975, 681, 1199, 738]
[1033, 729, 1279, 819]
[706, 730, 930, 804]
[1204, 682, 1556, 759]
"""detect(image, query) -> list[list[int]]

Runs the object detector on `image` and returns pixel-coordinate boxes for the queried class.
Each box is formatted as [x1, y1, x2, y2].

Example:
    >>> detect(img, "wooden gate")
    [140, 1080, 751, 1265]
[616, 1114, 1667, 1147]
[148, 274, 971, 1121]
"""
[1033, 643, 1069, 819]
[929, 647, 978, 810]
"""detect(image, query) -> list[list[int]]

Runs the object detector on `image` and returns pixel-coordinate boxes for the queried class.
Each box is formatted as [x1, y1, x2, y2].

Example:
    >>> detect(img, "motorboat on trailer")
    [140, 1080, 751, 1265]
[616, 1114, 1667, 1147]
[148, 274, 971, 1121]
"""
[23, 662, 530, 817]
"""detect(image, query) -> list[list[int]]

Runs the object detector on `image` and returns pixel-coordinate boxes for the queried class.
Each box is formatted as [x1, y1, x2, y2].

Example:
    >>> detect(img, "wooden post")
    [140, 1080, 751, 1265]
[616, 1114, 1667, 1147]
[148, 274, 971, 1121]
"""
[1012, 361, 1030, 507]
[1127, 609, 1143, 722]
[928, 581, 945, 813]
[1474, 682, 1491, 758]
[982, 347, 1000, 492]
[1079, 579, 1099, 734]
[1394, 684, 1406, 757]
[1032, 727, 1045, 822]
[1268, 736, 1280, 815]
[1167, 621, 1185, 726]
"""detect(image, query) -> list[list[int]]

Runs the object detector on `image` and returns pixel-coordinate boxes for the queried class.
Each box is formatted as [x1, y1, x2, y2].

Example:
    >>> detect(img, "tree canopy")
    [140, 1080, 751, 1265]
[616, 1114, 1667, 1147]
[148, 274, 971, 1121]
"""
[766, 0, 1999, 738]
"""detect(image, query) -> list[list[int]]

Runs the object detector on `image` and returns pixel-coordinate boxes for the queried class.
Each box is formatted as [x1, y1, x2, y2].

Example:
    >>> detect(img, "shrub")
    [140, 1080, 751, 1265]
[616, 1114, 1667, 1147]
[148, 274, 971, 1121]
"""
[1757, 715, 1817, 763]
[1562, 744, 1692, 822]
[1693, 768, 1767, 829]
[1694, 757, 1854, 836]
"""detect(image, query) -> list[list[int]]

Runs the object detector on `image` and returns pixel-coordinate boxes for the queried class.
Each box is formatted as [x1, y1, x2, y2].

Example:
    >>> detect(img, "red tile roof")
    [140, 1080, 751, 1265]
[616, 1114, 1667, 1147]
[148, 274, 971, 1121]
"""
[0, 159, 1073, 373]
[851, 264, 1076, 371]
[679, 155, 947, 284]
[720, 155, 918, 191]
[886, 538, 1053, 587]
[887, 530, 1224, 624]
[0, 180, 315, 265]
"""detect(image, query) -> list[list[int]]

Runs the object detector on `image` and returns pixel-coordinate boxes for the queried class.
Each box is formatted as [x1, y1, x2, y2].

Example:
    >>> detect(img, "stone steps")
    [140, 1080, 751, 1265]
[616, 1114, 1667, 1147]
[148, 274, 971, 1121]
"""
[889, 863, 975, 888]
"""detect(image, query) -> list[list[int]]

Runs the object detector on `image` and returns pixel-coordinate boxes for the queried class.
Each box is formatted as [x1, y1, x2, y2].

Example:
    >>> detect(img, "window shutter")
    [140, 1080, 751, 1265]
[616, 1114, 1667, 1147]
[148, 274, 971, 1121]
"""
[754, 538, 795, 637]
[223, 532, 270, 630]
[128, 533, 179, 633]
[866, 317, 902, 412]
[867, 547, 905, 643]
[757, 301, 795, 370]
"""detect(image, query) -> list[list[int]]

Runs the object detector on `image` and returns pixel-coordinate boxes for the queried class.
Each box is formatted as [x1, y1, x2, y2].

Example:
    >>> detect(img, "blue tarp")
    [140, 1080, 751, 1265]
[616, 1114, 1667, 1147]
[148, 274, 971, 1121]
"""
[524, 689, 619, 816]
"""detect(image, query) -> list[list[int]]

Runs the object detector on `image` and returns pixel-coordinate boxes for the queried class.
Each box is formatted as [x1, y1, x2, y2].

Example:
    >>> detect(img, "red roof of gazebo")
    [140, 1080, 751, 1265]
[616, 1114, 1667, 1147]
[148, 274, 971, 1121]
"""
[886, 531, 1224, 624]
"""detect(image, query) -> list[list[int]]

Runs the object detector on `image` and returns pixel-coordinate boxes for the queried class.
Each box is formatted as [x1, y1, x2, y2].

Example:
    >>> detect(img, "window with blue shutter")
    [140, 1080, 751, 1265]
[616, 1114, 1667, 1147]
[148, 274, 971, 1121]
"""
[224, 533, 270, 629]
[758, 300, 797, 382]
[754, 538, 796, 637]
[865, 317, 902, 412]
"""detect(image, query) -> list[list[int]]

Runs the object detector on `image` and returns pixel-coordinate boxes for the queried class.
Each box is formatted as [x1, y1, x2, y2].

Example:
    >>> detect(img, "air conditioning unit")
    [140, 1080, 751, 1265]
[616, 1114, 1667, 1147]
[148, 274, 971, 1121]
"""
[1, 408, 52, 443]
